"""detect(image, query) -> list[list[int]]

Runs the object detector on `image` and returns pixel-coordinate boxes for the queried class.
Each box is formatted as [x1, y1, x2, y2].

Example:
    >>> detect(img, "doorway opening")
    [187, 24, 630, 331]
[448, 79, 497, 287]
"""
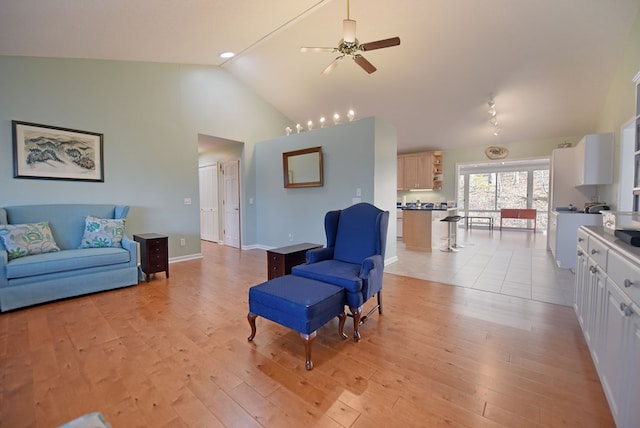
[198, 134, 243, 249]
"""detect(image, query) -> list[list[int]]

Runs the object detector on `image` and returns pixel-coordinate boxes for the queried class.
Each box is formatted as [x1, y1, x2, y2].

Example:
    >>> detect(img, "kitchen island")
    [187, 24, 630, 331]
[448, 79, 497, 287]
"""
[402, 207, 456, 251]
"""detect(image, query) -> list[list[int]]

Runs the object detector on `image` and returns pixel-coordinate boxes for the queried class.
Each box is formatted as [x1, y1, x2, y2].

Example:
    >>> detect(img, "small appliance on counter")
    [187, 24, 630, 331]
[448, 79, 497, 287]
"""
[583, 202, 610, 213]
[614, 229, 640, 247]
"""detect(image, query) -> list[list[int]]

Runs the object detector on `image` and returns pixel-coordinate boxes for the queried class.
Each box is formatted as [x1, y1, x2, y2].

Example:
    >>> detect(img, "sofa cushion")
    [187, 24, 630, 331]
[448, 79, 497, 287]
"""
[291, 259, 363, 293]
[6, 247, 130, 279]
[0, 222, 60, 260]
[79, 216, 125, 248]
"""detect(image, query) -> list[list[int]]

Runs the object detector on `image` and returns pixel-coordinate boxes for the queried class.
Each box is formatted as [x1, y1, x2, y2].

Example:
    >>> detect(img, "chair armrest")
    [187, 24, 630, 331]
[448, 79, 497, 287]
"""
[359, 255, 383, 278]
[306, 247, 334, 264]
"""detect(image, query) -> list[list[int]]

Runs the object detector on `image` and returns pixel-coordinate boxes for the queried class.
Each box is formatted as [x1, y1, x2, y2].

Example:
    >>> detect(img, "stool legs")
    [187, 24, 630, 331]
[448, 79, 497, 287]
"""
[441, 221, 459, 252]
[248, 311, 348, 370]
[247, 313, 258, 341]
[300, 331, 317, 370]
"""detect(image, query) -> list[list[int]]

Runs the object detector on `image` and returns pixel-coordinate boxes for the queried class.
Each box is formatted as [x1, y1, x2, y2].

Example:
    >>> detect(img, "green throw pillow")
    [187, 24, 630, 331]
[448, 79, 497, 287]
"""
[79, 216, 126, 248]
[0, 221, 61, 260]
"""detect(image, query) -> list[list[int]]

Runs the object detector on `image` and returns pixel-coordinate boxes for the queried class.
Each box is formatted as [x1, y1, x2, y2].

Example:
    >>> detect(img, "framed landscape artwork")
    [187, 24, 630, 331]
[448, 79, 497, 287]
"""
[12, 121, 104, 182]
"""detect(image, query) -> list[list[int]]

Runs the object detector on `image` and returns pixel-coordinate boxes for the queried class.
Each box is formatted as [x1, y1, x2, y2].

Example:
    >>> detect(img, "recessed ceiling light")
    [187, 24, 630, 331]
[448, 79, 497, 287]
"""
[219, 51, 235, 59]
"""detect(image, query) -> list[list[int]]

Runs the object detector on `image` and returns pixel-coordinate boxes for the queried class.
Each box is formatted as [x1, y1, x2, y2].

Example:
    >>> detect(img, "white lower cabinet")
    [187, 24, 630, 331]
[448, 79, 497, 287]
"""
[575, 227, 640, 428]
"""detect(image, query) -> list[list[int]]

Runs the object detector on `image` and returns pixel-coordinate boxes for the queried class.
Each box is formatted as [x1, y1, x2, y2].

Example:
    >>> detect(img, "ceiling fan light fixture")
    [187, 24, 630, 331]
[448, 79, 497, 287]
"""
[343, 19, 357, 43]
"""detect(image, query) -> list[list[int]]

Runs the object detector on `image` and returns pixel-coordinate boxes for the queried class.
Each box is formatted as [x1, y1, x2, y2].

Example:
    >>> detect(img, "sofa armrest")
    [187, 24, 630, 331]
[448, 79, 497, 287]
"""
[0, 249, 8, 286]
[121, 235, 138, 267]
[306, 247, 334, 264]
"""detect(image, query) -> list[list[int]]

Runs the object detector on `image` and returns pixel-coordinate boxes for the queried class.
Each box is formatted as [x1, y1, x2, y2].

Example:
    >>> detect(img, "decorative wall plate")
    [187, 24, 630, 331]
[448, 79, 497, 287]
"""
[485, 145, 509, 160]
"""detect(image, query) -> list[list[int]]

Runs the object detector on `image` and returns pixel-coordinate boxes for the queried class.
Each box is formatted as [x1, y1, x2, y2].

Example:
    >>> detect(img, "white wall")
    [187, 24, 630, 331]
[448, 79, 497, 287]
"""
[0, 56, 291, 258]
[254, 117, 397, 260]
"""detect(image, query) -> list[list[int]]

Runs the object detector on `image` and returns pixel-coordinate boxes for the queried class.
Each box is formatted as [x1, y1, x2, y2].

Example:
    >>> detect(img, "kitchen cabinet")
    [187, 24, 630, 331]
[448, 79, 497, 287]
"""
[398, 151, 435, 190]
[549, 211, 602, 270]
[432, 151, 443, 190]
[575, 133, 614, 186]
[574, 227, 640, 428]
[397, 157, 405, 190]
[402, 209, 433, 251]
[397, 208, 403, 238]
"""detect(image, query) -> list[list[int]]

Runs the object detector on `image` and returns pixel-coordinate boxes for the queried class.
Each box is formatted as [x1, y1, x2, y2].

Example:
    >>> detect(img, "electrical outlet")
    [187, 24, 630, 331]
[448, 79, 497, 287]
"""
[180, 238, 186, 247]
[183, 198, 192, 205]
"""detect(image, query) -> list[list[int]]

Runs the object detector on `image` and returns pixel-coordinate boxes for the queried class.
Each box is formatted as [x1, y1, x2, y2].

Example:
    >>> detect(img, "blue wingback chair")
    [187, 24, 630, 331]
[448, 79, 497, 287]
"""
[291, 202, 389, 341]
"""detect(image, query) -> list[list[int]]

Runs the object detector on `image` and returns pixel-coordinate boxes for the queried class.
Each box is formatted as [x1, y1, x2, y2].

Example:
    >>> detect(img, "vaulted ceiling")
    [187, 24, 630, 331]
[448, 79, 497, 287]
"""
[1, 0, 639, 152]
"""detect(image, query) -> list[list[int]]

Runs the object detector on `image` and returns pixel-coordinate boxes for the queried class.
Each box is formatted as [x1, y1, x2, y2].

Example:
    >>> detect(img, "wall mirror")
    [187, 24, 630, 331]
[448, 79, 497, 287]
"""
[283, 146, 323, 188]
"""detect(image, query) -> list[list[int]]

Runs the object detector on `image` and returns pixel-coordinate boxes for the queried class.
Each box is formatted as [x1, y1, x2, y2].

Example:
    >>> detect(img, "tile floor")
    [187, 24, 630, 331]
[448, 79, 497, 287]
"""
[385, 226, 576, 307]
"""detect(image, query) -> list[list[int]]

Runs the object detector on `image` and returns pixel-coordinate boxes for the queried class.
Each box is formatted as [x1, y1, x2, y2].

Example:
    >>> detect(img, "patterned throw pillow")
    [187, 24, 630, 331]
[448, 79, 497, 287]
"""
[79, 216, 125, 248]
[0, 222, 61, 260]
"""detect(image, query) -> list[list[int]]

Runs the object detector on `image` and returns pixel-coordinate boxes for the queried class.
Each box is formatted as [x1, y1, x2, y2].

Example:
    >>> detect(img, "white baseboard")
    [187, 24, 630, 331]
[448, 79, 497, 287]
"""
[169, 253, 203, 263]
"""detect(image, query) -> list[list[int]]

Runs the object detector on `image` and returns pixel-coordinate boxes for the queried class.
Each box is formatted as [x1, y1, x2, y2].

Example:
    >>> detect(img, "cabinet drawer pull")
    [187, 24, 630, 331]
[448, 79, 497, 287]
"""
[620, 303, 634, 317]
[589, 265, 598, 274]
[577, 250, 583, 256]
[624, 278, 634, 288]
[590, 249, 599, 255]
[578, 237, 584, 242]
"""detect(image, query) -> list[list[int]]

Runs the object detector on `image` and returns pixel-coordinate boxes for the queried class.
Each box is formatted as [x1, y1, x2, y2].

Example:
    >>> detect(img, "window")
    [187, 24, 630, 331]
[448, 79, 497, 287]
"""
[457, 159, 550, 230]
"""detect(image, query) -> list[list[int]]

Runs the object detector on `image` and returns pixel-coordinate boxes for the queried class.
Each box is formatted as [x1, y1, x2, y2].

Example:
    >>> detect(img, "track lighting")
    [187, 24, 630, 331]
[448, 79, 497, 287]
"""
[285, 109, 357, 135]
[488, 96, 500, 137]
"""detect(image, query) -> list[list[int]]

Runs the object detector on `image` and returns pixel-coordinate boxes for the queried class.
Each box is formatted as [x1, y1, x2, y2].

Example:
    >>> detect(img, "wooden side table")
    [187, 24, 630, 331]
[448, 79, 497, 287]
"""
[134, 233, 169, 282]
[266, 243, 322, 280]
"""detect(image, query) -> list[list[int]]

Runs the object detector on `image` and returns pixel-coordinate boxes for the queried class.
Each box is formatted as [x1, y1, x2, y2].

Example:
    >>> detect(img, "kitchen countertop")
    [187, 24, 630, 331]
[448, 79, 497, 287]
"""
[401, 207, 450, 211]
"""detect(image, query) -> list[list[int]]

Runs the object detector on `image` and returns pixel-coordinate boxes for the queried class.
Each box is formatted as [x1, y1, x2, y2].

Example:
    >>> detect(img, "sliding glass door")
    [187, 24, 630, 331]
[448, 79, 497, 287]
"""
[457, 159, 550, 230]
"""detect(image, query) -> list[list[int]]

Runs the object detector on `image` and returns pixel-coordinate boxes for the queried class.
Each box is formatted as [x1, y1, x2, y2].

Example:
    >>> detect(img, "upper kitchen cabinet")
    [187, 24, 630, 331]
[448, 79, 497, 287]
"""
[397, 157, 405, 190]
[432, 151, 443, 190]
[398, 151, 437, 190]
[575, 133, 614, 186]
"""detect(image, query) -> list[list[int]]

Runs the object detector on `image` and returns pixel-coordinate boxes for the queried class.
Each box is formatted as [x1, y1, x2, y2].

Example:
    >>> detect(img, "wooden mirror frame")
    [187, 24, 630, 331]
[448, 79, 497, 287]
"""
[283, 146, 323, 188]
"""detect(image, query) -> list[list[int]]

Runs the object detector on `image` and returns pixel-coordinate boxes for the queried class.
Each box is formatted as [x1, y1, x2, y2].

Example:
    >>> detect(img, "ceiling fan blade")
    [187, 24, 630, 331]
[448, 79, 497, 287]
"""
[300, 47, 336, 53]
[360, 36, 401, 51]
[322, 56, 344, 75]
[353, 55, 376, 74]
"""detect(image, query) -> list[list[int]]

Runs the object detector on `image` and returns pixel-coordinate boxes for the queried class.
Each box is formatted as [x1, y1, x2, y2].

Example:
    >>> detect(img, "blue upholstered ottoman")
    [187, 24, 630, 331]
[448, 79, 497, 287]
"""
[247, 275, 347, 370]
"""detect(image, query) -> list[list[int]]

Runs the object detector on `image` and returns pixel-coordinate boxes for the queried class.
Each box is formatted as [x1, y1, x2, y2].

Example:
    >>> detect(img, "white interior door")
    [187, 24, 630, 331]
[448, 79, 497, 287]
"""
[223, 160, 240, 248]
[199, 164, 219, 242]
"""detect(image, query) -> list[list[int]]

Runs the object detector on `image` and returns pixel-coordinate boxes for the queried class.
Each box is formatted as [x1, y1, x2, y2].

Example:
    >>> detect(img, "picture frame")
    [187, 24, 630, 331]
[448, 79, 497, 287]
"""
[12, 121, 104, 182]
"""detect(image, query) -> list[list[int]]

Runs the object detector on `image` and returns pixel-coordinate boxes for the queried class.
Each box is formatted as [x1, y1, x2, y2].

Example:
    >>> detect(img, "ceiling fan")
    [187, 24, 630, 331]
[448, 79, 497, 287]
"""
[301, 0, 400, 75]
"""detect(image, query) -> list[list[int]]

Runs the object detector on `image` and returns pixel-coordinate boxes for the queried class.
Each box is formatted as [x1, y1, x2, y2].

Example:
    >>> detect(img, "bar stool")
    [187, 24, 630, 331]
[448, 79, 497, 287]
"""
[440, 215, 463, 252]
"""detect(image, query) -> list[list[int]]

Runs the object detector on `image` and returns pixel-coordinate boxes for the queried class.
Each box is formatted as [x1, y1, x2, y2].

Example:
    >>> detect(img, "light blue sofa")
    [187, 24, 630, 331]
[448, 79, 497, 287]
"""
[0, 204, 139, 311]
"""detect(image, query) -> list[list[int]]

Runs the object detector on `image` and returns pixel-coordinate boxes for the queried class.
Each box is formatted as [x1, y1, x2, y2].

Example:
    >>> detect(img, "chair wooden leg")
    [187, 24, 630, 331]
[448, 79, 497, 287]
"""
[338, 311, 348, 340]
[350, 306, 362, 342]
[300, 331, 317, 370]
[247, 313, 257, 341]
[377, 292, 383, 314]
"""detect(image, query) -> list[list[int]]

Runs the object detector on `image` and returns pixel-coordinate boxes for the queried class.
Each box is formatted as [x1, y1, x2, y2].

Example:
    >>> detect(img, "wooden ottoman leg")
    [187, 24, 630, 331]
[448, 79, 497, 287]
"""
[247, 313, 258, 341]
[300, 331, 317, 370]
[338, 311, 348, 340]
[350, 306, 362, 342]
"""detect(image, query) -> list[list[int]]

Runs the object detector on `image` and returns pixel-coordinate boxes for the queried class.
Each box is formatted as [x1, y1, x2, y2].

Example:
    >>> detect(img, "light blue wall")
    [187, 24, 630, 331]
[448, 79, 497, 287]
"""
[0, 56, 290, 258]
[255, 117, 397, 260]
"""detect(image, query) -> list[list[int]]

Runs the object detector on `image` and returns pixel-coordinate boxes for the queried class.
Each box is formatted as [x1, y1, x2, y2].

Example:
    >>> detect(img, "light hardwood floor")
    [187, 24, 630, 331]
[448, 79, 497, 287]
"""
[0, 241, 614, 427]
